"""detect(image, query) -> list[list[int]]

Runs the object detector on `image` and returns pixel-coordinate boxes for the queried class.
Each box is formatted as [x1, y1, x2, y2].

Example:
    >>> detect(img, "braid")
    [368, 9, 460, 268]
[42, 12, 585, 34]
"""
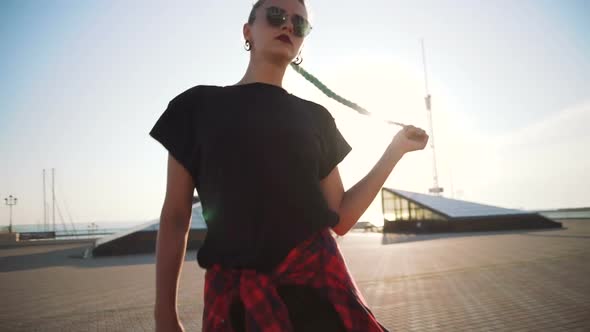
[289, 63, 405, 127]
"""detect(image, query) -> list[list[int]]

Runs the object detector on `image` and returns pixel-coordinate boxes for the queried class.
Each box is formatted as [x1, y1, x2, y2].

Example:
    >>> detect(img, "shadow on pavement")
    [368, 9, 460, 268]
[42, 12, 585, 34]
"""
[381, 227, 567, 245]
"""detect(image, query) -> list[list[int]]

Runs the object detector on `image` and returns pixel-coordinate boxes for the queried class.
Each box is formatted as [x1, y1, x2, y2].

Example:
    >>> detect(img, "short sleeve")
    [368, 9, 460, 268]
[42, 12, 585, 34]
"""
[149, 94, 199, 181]
[318, 111, 352, 180]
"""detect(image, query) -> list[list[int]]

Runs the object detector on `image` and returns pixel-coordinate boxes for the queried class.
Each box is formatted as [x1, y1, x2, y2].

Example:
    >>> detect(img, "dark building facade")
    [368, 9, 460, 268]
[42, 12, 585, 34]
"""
[92, 201, 207, 256]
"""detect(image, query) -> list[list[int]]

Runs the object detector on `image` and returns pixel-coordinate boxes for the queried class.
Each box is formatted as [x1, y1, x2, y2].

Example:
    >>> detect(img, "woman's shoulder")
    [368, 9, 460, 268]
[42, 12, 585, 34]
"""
[290, 94, 335, 121]
[168, 84, 226, 107]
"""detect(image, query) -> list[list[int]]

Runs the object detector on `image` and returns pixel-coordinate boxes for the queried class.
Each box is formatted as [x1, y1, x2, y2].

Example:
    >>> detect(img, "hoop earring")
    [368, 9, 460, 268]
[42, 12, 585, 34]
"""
[292, 53, 303, 66]
[244, 40, 251, 51]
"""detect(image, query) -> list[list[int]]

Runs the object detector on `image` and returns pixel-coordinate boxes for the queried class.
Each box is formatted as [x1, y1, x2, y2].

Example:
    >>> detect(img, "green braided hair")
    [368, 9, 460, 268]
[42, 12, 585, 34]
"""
[289, 63, 406, 127]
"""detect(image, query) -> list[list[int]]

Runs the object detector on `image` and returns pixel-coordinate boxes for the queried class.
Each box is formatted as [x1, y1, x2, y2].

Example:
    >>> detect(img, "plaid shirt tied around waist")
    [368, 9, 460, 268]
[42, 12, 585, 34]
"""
[203, 228, 389, 331]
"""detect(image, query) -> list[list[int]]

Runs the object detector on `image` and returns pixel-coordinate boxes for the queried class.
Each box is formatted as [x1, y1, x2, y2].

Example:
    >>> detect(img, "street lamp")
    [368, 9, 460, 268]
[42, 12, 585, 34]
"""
[4, 195, 18, 233]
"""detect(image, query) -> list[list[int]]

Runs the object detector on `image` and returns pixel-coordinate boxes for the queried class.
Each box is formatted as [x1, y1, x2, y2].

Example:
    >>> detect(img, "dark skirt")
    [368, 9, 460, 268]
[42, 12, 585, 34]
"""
[229, 284, 347, 332]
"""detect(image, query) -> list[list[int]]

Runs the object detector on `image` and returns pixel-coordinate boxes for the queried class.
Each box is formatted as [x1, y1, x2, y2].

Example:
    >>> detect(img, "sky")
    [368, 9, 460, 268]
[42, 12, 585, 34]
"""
[0, 0, 589, 228]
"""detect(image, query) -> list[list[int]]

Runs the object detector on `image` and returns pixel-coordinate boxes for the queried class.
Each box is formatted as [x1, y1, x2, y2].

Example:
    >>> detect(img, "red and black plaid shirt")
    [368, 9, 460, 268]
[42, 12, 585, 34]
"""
[203, 228, 389, 331]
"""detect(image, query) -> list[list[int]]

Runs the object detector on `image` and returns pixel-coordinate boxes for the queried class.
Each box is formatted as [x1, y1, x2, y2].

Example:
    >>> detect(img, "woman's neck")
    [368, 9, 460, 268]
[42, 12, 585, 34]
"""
[237, 59, 288, 88]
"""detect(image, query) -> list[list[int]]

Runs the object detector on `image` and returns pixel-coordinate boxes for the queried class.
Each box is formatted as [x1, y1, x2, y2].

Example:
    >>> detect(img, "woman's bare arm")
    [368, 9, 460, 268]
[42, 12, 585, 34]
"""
[321, 125, 428, 236]
[320, 145, 404, 236]
[154, 154, 194, 330]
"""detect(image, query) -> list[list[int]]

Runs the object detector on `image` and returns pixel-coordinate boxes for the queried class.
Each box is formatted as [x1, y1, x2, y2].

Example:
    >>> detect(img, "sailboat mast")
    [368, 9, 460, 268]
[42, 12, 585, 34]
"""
[52, 168, 56, 232]
[43, 169, 47, 231]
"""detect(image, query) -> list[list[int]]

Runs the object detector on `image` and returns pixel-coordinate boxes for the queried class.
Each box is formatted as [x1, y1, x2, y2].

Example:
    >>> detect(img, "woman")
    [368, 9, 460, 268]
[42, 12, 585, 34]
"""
[150, 0, 429, 331]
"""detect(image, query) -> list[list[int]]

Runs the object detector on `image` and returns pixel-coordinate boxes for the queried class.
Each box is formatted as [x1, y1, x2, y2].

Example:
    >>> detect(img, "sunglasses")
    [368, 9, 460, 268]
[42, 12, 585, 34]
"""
[265, 6, 312, 38]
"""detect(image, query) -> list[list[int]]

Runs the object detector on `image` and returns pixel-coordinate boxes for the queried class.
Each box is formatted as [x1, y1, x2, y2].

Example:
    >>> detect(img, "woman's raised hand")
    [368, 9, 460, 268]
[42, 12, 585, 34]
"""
[390, 125, 429, 154]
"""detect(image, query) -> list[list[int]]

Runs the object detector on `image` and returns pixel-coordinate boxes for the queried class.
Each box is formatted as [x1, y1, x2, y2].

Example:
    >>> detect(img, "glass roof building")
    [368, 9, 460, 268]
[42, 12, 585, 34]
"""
[382, 188, 562, 233]
[92, 189, 566, 256]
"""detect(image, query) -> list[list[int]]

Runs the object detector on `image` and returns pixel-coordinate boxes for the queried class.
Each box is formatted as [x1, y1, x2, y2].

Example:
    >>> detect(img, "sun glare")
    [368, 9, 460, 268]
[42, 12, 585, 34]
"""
[285, 57, 457, 225]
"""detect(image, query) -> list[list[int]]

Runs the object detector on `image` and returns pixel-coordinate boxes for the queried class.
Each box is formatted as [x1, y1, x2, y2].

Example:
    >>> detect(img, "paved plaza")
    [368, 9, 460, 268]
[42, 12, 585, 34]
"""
[1, 220, 589, 331]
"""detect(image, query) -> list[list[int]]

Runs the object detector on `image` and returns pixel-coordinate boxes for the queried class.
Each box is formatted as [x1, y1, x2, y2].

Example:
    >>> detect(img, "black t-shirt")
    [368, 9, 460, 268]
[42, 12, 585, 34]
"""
[149, 82, 352, 272]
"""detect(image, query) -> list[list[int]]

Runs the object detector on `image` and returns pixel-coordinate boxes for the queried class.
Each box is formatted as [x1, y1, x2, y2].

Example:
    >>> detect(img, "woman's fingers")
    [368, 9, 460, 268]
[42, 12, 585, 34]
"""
[403, 126, 427, 140]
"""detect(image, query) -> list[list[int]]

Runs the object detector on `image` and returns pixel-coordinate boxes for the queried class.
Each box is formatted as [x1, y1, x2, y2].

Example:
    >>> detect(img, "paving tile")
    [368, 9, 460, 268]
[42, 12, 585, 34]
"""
[1, 220, 589, 331]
